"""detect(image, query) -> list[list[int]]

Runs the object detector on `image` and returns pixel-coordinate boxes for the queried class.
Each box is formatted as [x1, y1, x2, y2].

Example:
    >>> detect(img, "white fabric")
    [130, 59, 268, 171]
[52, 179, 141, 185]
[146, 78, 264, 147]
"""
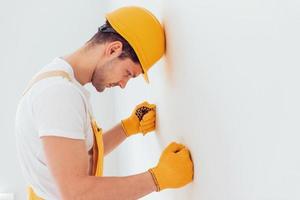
[15, 57, 94, 199]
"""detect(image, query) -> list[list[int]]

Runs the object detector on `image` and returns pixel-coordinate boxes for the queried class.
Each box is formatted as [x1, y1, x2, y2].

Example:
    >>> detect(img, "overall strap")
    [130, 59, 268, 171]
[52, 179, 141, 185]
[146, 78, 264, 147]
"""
[22, 70, 94, 120]
[22, 70, 71, 96]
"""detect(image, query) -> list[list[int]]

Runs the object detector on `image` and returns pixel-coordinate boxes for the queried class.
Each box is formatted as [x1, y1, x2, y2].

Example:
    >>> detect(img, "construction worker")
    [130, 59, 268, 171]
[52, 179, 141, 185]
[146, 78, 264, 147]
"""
[15, 6, 194, 199]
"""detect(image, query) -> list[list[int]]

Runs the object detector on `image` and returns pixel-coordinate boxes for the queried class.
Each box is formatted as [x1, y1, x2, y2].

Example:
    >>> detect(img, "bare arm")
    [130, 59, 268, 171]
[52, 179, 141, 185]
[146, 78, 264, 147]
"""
[102, 122, 127, 156]
[41, 136, 156, 200]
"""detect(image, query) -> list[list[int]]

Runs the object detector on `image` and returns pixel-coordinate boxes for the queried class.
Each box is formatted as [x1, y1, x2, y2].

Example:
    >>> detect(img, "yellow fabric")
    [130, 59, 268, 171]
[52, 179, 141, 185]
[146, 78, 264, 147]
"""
[28, 187, 43, 200]
[91, 119, 104, 177]
[121, 101, 156, 136]
[23, 70, 104, 199]
[148, 142, 194, 191]
[106, 6, 165, 83]
[22, 70, 71, 96]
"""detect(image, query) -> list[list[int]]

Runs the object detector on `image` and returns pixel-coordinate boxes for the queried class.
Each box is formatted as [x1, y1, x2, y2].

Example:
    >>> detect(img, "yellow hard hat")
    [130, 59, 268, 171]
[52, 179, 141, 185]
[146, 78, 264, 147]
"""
[106, 6, 165, 83]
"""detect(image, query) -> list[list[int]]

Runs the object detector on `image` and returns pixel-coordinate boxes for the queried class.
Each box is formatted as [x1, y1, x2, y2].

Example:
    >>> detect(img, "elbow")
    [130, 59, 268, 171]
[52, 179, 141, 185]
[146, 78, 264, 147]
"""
[58, 176, 92, 200]
[59, 188, 81, 200]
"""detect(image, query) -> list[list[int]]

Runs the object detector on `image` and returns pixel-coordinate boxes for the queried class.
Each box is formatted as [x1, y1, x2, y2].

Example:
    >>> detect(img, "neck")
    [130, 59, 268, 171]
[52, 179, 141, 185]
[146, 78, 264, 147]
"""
[63, 44, 104, 85]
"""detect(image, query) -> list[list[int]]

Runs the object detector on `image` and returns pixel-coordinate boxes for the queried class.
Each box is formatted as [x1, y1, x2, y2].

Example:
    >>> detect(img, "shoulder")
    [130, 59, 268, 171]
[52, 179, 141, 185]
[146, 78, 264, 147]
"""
[30, 80, 89, 140]
[30, 78, 87, 110]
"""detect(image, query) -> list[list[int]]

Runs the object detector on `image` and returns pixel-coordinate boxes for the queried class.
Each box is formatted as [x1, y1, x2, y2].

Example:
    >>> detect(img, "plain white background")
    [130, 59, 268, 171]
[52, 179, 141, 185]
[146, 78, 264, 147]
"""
[1, 0, 300, 199]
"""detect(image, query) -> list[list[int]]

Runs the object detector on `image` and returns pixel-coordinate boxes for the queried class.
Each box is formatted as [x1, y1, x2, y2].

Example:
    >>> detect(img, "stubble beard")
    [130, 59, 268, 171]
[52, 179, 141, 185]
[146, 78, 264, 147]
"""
[91, 65, 106, 92]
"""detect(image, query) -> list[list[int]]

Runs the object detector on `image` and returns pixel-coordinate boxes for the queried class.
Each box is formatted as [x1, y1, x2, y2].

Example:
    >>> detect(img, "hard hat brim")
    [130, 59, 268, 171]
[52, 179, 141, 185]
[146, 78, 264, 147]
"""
[143, 72, 150, 83]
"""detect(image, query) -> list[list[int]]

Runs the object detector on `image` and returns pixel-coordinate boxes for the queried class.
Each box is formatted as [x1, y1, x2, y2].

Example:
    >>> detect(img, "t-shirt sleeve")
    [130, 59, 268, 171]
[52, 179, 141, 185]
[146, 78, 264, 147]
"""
[32, 82, 87, 139]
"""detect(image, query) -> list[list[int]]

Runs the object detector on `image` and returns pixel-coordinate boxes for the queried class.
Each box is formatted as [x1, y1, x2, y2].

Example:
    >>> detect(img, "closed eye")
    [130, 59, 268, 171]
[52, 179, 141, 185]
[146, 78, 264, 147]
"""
[126, 70, 134, 78]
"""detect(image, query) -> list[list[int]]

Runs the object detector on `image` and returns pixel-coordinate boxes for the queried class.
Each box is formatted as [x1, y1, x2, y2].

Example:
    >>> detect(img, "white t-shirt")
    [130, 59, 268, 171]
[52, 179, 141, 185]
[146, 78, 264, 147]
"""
[15, 57, 94, 199]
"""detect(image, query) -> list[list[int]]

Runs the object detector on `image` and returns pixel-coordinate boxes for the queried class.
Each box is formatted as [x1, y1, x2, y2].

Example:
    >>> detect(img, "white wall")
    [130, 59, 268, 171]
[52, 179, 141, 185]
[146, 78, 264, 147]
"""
[0, 1, 118, 199]
[109, 0, 300, 200]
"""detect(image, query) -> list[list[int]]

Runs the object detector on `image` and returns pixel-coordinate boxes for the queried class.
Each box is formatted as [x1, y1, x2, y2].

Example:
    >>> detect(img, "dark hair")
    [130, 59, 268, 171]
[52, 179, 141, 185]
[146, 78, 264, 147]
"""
[87, 21, 140, 64]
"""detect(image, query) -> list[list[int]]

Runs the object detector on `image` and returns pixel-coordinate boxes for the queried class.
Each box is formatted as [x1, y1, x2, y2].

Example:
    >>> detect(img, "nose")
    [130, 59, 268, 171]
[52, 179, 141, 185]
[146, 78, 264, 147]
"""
[119, 78, 129, 89]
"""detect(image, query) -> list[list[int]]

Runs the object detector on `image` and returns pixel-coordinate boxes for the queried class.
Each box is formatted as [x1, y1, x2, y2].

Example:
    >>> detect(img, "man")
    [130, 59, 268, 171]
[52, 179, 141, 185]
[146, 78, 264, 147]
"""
[15, 6, 194, 199]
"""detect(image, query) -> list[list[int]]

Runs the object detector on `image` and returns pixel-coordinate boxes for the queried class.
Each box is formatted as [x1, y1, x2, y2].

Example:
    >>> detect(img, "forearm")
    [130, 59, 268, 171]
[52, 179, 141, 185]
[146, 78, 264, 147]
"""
[64, 171, 156, 200]
[102, 122, 127, 156]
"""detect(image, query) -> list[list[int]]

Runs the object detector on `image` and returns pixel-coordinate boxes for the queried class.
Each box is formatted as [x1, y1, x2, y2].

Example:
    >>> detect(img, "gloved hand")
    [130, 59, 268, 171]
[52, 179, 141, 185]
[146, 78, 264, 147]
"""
[121, 101, 156, 137]
[148, 142, 194, 191]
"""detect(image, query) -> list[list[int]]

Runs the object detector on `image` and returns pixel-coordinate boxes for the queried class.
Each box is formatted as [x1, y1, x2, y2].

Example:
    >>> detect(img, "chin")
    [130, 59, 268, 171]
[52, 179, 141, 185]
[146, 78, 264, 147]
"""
[92, 81, 105, 92]
[96, 86, 105, 93]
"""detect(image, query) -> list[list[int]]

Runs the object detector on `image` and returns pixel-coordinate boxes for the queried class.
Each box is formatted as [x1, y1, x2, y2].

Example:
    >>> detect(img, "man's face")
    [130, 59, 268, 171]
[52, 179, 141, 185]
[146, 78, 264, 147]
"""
[91, 57, 142, 92]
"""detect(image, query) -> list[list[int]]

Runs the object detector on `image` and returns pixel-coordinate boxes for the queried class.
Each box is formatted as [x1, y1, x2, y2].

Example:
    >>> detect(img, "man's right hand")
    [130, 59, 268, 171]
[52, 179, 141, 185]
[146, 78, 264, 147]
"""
[148, 142, 194, 191]
[121, 101, 156, 137]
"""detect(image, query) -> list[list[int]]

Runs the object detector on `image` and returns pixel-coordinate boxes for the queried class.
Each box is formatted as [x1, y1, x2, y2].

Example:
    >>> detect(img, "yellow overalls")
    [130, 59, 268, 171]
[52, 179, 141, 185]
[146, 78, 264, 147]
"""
[23, 70, 104, 200]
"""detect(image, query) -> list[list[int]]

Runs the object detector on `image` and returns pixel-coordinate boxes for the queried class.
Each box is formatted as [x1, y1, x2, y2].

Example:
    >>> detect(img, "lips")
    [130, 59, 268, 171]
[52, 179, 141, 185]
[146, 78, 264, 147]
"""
[107, 83, 118, 88]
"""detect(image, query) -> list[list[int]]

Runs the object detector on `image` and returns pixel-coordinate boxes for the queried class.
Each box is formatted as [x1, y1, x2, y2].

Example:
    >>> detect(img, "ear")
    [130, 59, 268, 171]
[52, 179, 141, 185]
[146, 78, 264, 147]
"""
[105, 41, 123, 59]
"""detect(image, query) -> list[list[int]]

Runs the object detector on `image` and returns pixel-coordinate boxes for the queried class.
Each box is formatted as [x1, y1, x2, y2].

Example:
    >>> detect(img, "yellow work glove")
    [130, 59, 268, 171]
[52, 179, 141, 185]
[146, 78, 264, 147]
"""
[148, 142, 194, 191]
[121, 101, 156, 137]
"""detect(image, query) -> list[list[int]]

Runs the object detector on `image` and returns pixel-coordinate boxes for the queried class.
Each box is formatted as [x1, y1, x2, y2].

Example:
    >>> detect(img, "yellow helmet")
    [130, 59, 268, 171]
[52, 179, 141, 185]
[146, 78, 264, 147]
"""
[106, 6, 165, 83]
